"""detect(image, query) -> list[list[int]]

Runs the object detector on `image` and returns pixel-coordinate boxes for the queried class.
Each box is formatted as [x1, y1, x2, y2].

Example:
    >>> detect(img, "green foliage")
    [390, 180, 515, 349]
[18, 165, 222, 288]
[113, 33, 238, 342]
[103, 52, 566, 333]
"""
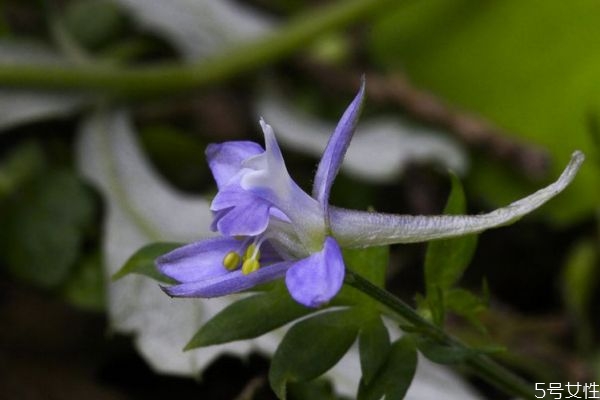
[185, 284, 311, 350]
[0, 141, 44, 199]
[112, 242, 181, 283]
[0, 169, 95, 288]
[370, 0, 600, 223]
[63, 0, 126, 49]
[288, 379, 344, 400]
[416, 336, 504, 365]
[336, 245, 389, 306]
[357, 336, 417, 400]
[139, 125, 210, 192]
[269, 309, 362, 399]
[358, 316, 390, 384]
[562, 239, 599, 350]
[61, 251, 106, 311]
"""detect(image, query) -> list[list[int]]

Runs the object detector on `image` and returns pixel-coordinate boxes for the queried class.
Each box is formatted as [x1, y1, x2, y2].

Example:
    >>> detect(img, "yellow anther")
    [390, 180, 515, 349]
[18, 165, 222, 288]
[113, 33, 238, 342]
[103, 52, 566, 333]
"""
[243, 243, 260, 261]
[242, 259, 260, 275]
[222, 251, 241, 271]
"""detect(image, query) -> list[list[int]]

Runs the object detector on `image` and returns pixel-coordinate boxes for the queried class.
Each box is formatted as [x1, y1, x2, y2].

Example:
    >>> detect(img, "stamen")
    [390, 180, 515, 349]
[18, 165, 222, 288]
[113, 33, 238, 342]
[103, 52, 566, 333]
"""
[222, 251, 241, 271]
[242, 259, 260, 275]
[243, 243, 261, 261]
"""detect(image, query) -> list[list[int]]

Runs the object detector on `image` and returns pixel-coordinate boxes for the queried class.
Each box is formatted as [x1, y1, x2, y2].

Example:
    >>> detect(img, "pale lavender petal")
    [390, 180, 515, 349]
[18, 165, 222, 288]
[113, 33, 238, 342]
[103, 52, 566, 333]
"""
[214, 196, 272, 236]
[206, 141, 264, 188]
[162, 261, 291, 297]
[330, 151, 585, 247]
[156, 237, 241, 283]
[285, 236, 345, 308]
[313, 78, 365, 212]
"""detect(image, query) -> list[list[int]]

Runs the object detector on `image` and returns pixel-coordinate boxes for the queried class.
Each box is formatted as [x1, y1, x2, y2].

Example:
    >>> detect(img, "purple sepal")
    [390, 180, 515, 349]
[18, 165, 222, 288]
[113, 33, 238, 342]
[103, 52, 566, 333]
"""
[162, 261, 291, 297]
[156, 237, 241, 283]
[285, 236, 345, 308]
[313, 78, 365, 212]
[206, 141, 264, 189]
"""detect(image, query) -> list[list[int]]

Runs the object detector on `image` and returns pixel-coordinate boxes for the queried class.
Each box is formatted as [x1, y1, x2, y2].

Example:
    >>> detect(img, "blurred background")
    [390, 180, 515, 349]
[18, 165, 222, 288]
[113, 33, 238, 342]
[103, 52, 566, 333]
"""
[0, 1, 599, 399]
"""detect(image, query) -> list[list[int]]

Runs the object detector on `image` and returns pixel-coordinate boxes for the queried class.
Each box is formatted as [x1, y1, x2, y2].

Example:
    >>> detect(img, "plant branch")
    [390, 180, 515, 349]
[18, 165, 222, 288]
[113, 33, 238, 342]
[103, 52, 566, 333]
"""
[344, 269, 537, 400]
[0, 0, 394, 98]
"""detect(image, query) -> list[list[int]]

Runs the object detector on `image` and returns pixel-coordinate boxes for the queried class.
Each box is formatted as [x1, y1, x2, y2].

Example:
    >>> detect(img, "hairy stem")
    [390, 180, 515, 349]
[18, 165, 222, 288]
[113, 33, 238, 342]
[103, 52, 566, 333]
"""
[0, 0, 393, 97]
[344, 269, 537, 400]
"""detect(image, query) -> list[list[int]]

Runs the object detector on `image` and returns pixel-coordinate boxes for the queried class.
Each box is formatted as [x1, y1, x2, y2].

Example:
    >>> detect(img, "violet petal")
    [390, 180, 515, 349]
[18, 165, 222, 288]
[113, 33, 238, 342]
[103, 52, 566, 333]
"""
[162, 261, 291, 297]
[313, 78, 365, 212]
[285, 236, 345, 308]
[156, 237, 241, 283]
[206, 141, 263, 189]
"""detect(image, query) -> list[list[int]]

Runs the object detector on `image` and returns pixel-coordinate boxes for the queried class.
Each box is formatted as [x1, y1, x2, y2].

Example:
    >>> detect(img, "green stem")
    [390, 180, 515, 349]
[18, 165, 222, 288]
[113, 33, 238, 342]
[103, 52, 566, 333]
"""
[0, 0, 393, 97]
[344, 269, 537, 400]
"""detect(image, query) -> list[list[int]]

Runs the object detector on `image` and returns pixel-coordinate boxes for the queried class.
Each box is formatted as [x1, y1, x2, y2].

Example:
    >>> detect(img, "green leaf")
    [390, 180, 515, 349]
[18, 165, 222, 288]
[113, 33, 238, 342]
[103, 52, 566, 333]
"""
[112, 242, 181, 283]
[61, 251, 106, 312]
[416, 337, 475, 365]
[0, 141, 44, 199]
[359, 316, 391, 385]
[445, 288, 488, 331]
[63, 0, 125, 49]
[288, 379, 342, 400]
[416, 336, 503, 366]
[185, 286, 312, 350]
[0, 169, 94, 288]
[357, 336, 417, 400]
[336, 246, 389, 306]
[269, 309, 361, 399]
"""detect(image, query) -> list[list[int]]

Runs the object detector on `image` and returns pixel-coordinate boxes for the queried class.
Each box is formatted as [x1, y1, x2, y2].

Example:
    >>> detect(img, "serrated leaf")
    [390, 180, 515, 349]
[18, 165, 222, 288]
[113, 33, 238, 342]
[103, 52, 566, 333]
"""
[359, 316, 390, 385]
[185, 286, 311, 350]
[357, 336, 417, 400]
[269, 309, 361, 399]
[0, 169, 94, 288]
[112, 242, 181, 283]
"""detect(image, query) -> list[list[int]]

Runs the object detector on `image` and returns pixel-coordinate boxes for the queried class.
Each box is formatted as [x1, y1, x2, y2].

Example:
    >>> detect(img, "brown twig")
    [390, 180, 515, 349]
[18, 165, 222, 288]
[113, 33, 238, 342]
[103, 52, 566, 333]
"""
[299, 61, 550, 180]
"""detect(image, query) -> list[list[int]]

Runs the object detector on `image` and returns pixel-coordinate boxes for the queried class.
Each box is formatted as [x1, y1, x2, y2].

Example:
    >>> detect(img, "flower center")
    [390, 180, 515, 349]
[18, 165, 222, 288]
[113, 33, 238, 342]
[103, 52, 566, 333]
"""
[222, 236, 267, 275]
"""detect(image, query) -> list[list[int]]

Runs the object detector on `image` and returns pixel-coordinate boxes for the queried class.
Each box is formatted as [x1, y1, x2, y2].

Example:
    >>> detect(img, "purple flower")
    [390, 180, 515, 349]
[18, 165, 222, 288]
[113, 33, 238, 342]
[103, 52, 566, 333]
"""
[157, 79, 584, 308]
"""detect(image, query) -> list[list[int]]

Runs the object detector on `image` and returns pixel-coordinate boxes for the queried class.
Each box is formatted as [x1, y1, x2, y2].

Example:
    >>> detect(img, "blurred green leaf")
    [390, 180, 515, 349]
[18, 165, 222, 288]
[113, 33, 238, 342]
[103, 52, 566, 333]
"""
[185, 286, 311, 350]
[445, 288, 487, 331]
[357, 336, 417, 400]
[269, 309, 361, 399]
[288, 379, 343, 400]
[562, 239, 598, 350]
[336, 245, 389, 306]
[139, 124, 210, 192]
[370, 0, 600, 223]
[0, 169, 94, 288]
[416, 337, 504, 365]
[358, 316, 390, 385]
[0, 141, 44, 199]
[63, 0, 125, 49]
[112, 242, 181, 283]
[61, 251, 106, 311]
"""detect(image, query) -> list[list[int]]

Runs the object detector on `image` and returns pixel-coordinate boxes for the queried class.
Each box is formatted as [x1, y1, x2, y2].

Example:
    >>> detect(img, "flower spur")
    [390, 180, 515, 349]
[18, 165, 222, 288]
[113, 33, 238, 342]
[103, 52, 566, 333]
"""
[157, 79, 584, 308]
